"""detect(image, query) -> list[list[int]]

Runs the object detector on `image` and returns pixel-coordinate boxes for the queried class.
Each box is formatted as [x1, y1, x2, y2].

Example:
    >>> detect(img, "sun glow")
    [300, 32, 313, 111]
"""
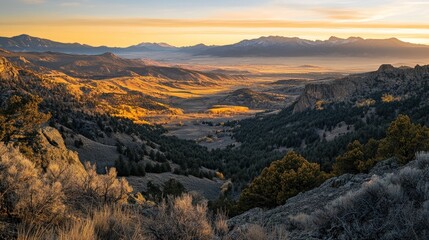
[1, 0, 428, 46]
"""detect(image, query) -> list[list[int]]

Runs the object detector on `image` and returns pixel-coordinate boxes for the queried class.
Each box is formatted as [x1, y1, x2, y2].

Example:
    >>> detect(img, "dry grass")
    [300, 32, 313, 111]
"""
[289, 152, 429, 239]
[145, 193, 214, 240]
[17, 224, 52, 240]
[0, 144, 66, 225]
[57, 220, 96, 240]
[214, 210, 229, 238]
[231, 224, 289, 240]
[18, 205, 144, 240]
[89, 205, 143, 240]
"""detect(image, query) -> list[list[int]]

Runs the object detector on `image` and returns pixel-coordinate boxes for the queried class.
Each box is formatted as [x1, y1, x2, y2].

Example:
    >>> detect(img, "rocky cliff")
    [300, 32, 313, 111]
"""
[293, 64, 429, 112]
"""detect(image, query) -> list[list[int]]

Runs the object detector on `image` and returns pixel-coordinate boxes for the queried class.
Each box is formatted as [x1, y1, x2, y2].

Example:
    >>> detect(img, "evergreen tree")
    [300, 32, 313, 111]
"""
[115, 156, 131, 176]
[163, 179, 186, 197]
[378, 115, 429, 164]
[238, 151, 327, 210]
[0, 95, 50, 143]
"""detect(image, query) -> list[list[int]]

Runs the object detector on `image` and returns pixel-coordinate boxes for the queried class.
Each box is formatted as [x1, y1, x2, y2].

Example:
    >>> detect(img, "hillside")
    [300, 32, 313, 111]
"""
[228, 153, 429, 239]
[0, 50, 241, 82]
[294, 64, 429, 112]
[0, 55, 226, 197]
[208, 63, 429, 187]
[0, 50, 248, 124]
[3, 51, 428, 190]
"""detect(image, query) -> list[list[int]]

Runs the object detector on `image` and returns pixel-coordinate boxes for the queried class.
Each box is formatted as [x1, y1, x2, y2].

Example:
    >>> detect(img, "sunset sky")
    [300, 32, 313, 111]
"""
[1, 0, 428, 47]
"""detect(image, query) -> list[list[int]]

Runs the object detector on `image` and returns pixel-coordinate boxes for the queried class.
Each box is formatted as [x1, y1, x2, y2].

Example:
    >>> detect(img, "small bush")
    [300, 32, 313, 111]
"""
[333, 139, 379, 175]
[79, 162, 133, 207]
[83, 205, 143, 240]
[378, 115, 429, 164]
[145, 193, 213, 240]
[238, 151, 328, 210]
[0, 144, 65, 224]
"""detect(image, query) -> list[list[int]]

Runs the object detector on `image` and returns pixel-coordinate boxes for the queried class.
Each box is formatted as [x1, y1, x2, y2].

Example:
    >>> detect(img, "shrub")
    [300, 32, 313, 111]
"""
[162, 179, 186, 197]
[0, 95, 50, 143]
[334, 115, 429, 175]
[145, 193, 213, 240]
[0, 144, 65, 224]
[289, 152, 429, 239]
[18, 205, 144, 240]
[45, 158, 133, 210]
[79, 162, 133, 207]
[231, 224, 289, 240]
[378, 115, 429, 164]
[333, 139, 379, 175]
[80, 205, 143, 240]
[238, 151, 327, 210]
[214, 210, 228, 238]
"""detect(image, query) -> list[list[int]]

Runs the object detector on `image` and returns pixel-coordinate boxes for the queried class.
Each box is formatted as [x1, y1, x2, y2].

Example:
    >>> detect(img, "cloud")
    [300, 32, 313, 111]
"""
[4, 18, 429, 30]
[314, 8, 370, 20]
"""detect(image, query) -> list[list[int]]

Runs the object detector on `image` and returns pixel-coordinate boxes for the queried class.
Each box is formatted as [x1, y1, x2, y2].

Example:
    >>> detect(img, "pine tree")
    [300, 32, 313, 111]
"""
[238, 151, 327, 210]
[378, 115, 429, 164]
[0, 95, 50, 143]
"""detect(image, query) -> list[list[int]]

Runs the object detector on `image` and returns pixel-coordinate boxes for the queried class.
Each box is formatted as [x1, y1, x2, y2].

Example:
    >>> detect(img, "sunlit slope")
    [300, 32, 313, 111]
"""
[0, 50, 246, 124]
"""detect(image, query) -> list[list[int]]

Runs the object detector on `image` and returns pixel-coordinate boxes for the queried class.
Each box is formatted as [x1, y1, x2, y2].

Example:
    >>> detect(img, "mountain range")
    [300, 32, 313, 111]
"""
[2, 34, 429, 58]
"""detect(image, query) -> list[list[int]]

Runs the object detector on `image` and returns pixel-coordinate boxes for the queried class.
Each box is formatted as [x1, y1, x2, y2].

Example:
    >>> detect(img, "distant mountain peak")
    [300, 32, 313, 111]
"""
[136, 42, 174, 48]
[347, 36, 363, 41]
[377, 64, 396, 72]
[328, 36, 343, 41]
[99, 52, 118, 58]
[15, 34, 31, 38]
[0, 34, 427, 58]
[185, 43, 209, 48]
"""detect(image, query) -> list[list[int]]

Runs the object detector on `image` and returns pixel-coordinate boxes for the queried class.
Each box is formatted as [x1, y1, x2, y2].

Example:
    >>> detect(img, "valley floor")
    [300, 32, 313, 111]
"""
[152, 72, 341, 149]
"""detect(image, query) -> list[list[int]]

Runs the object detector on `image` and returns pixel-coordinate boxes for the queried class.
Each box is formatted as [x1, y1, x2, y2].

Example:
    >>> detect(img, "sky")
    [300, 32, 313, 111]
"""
[1, 0, 428, 47]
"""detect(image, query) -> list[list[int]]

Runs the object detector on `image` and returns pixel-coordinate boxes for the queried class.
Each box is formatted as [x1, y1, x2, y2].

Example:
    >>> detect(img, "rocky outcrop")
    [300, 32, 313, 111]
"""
[293, 64, 429, 112]
[228, 159, 400, 237]
[39, 126, 86, 175]
[0, 57, 19, 80]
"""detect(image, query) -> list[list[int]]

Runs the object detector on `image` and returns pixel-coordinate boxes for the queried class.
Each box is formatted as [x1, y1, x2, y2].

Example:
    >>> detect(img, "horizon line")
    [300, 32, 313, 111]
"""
[1, 33, 425, 49]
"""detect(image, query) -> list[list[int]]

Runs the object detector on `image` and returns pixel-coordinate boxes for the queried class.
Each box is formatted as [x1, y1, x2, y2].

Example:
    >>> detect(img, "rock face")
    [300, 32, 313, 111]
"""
[0, 57, 19, 80]
[228, 159, 400, 237]
[39, 127, 86, 175]
[293, 64, 429, 112]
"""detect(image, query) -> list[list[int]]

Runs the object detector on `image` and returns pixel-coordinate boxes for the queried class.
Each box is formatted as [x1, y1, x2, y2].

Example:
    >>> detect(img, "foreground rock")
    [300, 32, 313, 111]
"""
[229, 155, 429, 239]
[39, 126, 86, 174]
